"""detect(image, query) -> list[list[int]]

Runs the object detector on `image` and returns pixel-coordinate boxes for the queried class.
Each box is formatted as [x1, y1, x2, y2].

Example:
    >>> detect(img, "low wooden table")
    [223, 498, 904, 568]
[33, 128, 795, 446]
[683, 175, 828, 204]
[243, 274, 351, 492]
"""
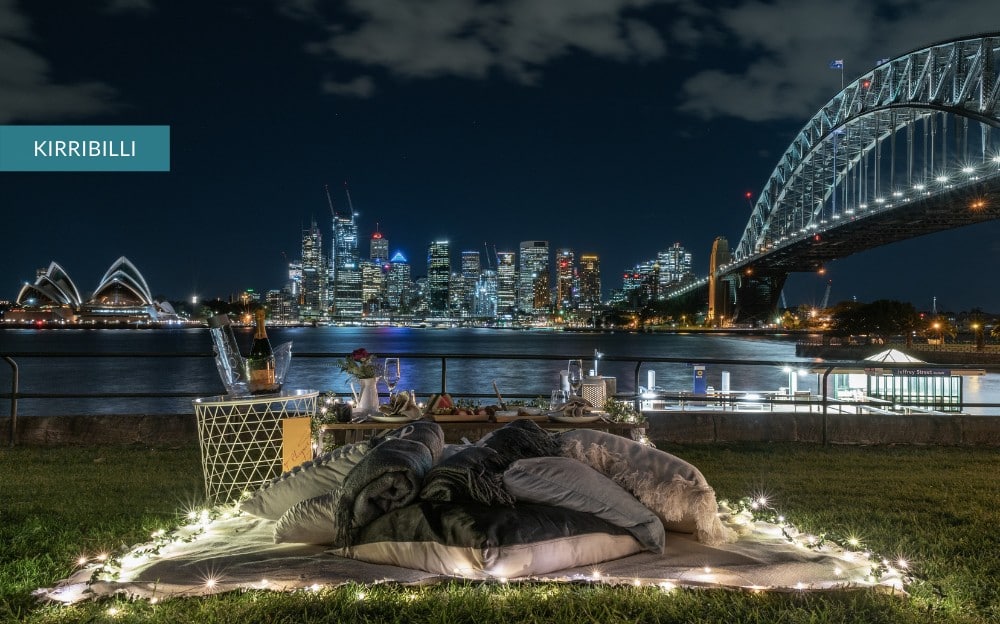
[320, 419, 646, 445]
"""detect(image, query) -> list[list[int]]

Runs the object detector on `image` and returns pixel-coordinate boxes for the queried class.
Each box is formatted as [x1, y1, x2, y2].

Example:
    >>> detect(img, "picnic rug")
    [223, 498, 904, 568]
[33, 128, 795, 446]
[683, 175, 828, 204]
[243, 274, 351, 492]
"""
[36, 504, 906, 603]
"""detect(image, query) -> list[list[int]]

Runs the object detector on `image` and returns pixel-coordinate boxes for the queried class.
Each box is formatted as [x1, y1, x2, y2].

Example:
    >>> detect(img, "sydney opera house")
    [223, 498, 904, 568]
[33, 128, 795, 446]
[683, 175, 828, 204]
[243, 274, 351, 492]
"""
[7, 257, 180, 324]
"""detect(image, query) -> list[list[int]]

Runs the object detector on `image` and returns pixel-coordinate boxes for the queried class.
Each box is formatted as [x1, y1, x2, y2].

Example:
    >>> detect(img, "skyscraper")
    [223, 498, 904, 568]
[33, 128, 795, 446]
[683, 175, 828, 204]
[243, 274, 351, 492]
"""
[386, 250, 412, 313]
[370, 229, 389, 261]
[495, 250, 517, 316]
[658, 242, 693, 293]
[299, 217, 325, 321]
[427, 240, 451, 315]
[578, 253, 601, 311]
[518, 240, 549, 314]
[555, 248, 575, 312]
[460, 250, 481, 316]
[331, 211, 362, 320]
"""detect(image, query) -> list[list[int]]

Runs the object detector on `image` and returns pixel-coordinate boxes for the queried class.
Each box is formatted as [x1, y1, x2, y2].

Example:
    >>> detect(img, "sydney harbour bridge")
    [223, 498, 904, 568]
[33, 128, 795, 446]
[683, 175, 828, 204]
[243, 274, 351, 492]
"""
[668, 33, 1000, 324]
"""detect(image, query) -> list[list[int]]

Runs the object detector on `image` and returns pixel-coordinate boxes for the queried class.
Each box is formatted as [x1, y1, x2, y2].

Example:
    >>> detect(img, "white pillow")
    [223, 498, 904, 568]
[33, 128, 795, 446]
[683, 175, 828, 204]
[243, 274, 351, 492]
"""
[241, 442, 370, 520]
[333, 501, 643, 578]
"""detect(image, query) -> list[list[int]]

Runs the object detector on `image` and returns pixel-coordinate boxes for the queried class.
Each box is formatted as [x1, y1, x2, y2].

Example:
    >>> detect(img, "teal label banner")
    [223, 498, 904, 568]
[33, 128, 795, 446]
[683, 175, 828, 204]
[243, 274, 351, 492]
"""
[0, 125, 170, 171]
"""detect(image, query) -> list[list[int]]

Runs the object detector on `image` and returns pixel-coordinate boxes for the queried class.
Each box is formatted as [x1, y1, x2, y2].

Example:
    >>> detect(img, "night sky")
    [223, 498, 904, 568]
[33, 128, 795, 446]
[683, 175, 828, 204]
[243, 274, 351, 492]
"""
[2, 0, 999, 312]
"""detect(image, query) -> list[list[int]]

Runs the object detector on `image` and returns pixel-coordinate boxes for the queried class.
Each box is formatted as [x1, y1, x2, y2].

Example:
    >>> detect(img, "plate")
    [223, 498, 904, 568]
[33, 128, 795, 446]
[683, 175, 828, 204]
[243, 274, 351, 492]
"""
[548, 413, 604, 423]
[370, 414, 417, 423]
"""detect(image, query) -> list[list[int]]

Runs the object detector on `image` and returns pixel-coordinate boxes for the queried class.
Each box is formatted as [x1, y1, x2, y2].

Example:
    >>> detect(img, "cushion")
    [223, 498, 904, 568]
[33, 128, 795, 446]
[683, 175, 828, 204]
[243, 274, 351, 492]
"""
[241, 442, 370, 520]
[503, 456, 665, 553]
[333, 501, 644, 578]
[558, 429, 734, 545]
[273, 490, 339, 544]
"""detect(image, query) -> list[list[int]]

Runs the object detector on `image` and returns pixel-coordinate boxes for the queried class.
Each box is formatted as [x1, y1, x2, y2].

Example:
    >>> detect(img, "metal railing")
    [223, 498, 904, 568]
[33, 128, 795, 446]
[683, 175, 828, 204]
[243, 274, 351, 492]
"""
[3, 351, 998, 446]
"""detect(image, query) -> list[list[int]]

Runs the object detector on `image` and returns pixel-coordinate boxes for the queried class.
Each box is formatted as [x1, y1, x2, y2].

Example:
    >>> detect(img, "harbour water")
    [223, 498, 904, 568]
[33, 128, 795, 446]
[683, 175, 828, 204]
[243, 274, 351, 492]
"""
[2, 327, 999, 416]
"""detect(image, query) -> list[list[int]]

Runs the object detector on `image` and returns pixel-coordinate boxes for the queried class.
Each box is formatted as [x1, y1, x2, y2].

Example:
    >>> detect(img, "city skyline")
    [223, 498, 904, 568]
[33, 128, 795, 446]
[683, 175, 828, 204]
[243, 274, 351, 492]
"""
[2, 2, 1000, 312]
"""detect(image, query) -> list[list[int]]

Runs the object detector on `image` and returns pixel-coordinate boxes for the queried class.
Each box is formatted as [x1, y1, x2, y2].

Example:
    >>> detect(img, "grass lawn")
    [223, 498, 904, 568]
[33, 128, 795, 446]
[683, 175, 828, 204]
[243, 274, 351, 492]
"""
[1, 441, 997, 624]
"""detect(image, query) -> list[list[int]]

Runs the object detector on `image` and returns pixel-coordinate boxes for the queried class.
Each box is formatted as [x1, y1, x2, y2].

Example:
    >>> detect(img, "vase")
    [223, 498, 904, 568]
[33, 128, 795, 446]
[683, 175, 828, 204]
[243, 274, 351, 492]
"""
[352, 377, 380, 416]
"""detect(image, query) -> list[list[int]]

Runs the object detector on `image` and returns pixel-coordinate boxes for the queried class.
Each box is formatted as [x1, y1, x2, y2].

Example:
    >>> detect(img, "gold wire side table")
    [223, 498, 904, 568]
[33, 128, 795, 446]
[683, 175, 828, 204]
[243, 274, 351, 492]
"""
[193, 389, 317, 505]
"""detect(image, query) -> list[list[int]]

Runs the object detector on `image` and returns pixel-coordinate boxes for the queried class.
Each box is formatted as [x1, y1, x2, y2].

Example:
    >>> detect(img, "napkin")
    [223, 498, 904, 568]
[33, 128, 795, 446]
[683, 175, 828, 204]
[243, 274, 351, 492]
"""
[554, 396, 595, 418]
[379, 393, 423, 420]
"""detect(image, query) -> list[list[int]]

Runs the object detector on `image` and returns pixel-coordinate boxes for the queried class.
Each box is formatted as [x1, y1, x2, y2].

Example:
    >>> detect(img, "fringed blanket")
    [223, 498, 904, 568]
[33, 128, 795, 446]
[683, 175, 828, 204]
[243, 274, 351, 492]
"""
[37, 504, 906, 604]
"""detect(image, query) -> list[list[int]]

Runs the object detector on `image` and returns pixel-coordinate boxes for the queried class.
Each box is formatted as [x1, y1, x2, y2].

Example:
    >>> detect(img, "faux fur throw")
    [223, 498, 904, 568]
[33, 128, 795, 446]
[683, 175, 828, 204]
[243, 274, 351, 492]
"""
[559, 430, 734, 546]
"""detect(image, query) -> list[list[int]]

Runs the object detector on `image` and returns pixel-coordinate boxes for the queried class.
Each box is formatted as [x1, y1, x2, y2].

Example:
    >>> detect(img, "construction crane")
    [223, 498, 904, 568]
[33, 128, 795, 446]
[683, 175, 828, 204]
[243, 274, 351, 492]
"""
[325, 184, 335, 218]
[820, 280, 832, 309]
[344, 180, 356, 215]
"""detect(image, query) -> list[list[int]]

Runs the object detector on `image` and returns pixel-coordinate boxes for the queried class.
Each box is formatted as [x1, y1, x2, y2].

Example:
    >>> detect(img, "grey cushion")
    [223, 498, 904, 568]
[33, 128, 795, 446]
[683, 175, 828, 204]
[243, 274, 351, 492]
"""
[503, 456, 665, 553]
[273, 491, 339, 544]
[240, 442, 370, 520]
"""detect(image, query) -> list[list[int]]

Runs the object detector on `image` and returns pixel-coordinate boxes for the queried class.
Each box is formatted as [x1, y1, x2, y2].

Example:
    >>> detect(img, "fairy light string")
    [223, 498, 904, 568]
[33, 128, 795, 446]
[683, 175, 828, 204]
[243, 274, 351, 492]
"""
[66, 486, 909, 605]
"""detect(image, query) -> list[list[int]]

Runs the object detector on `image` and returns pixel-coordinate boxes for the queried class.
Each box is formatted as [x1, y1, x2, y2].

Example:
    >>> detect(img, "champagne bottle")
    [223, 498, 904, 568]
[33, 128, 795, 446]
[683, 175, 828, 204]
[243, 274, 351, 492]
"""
[246, 308, 279, 394]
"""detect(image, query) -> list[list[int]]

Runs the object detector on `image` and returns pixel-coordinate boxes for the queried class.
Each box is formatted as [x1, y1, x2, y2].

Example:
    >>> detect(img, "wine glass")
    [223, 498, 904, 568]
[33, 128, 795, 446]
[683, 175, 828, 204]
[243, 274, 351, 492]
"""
[567, 359, 584, 396]
[383, 358, 401, 398]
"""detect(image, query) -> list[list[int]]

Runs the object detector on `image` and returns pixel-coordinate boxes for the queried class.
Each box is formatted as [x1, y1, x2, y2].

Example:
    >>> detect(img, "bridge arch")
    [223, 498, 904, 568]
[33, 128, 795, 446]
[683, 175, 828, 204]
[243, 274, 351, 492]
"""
[697, 33, 1000, 324]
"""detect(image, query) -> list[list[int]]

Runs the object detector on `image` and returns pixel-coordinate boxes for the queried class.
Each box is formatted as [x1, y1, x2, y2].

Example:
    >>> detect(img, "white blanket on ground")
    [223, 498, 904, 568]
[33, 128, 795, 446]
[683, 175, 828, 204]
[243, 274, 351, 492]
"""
[37, 507, 905, 604]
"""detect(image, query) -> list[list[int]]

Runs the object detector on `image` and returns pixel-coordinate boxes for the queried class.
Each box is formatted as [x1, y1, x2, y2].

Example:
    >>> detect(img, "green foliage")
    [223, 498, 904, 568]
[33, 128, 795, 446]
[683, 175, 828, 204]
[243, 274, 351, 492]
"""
[2, 443, 998, 624]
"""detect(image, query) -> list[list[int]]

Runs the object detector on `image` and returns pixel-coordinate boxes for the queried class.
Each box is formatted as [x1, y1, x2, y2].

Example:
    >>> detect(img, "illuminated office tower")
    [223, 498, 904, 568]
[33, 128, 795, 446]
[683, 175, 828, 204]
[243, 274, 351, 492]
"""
[518, 240, 549, 314]
[286, 262, 302, 320]
[299, 217, 325, 321]
[555, 248, 576, 312]
[361, 260, 387, 316]
[386, 251, 412, 312]
[495, 250, 517, 315]
[459, 250, 481, 316]
[331, 210, 363, 320]
[578, 254, 601, 310]
[360, 228, 389, 316]
[370, 228, 389, 261]
[657, 242, 693, 293]
[427, 240, 451, 315]
[474, 269, 497, 317]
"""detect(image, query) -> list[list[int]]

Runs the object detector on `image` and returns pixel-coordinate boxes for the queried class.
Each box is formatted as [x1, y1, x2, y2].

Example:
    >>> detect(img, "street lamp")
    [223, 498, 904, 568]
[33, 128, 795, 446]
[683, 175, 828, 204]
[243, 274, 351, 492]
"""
[933, 322, 941, 344]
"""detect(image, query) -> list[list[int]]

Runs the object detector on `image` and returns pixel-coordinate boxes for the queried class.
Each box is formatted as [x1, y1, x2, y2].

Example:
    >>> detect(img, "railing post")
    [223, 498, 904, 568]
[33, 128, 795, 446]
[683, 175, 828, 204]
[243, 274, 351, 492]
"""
[3, 356, 17, 447]
[821, 366, 833, 446]
[633, 361, 643, 412]
[440, 356, 447, 394]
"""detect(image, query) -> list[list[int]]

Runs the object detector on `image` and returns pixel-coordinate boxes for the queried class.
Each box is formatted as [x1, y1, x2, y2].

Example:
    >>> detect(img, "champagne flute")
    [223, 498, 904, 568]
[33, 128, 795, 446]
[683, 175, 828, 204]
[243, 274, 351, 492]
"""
[567, 359, 584, 397]
[383, 358, 401, 398]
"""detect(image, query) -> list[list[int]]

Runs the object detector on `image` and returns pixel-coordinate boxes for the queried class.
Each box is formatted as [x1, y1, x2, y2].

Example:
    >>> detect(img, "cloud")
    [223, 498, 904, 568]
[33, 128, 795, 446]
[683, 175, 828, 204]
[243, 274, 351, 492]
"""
[280, 0, 1000, 123]
[677, 0, 1000, 122]
[292, 0, 672, 86]
[0, 0, 117, 122]
[322, 75, 376, 98]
